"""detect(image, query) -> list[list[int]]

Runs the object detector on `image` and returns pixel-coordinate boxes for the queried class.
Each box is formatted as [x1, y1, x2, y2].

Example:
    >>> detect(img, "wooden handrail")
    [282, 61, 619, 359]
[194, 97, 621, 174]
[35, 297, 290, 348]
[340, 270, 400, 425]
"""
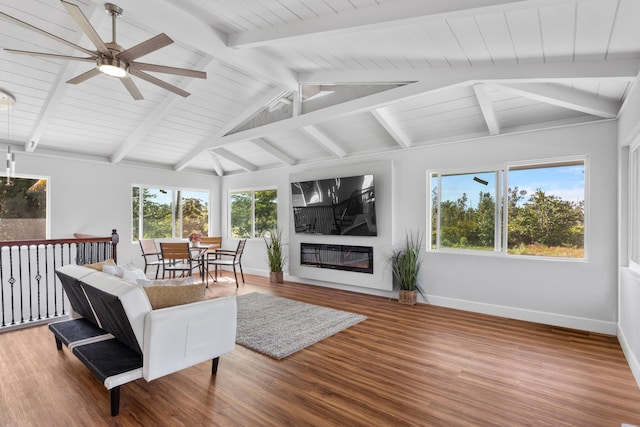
[0, 229, 119, 264]
[0, 229, 119, 247]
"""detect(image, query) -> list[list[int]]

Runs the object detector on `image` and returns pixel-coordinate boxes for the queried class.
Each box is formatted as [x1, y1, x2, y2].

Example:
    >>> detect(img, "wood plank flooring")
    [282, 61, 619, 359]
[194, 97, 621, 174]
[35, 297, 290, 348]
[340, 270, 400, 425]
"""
[1, 272, 639, 426]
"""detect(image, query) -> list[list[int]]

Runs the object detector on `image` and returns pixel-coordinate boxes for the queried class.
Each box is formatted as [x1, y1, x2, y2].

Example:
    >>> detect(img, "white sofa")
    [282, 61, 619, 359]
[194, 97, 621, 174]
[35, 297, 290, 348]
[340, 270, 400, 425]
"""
[50, 264, 237, 416]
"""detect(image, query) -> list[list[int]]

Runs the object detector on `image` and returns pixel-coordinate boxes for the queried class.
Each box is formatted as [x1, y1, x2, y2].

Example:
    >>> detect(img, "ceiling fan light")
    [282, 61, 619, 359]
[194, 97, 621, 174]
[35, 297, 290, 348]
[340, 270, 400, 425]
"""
[97, 57, 127, 77]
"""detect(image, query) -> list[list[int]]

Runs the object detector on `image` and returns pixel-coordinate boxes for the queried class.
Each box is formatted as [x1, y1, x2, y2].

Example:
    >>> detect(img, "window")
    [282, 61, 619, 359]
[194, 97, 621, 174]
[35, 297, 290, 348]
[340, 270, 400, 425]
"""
[430, 171, 499, 251]
[430, 159, 585, 258]
[229, 188, 277, 238]
[0, 177, 47, 240]
[132, 186, 209, 241]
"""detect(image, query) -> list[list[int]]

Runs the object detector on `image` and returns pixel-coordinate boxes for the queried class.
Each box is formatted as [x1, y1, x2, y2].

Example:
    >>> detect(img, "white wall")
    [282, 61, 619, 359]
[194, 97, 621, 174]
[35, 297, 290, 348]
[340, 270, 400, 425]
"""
[11, 116, 628, 379]
[617, 73, 640, 387]
[12, 119, 618, 337]
[13, 153, 220, 268]
[222, 121, 619, 334]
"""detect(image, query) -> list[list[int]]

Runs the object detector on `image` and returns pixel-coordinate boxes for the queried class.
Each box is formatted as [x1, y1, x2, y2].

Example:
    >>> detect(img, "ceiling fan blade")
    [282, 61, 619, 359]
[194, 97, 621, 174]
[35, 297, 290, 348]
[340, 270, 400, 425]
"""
[4, 49, 95, 62]
[0, 10, 96, 56]
[66, 68, 101, 84]
[129, 62, 206, 79]
[61, 0, 110, 56]
[117, 33, 173, 62]
[130, 69, 190, 97]
[120, 76, 144, 100]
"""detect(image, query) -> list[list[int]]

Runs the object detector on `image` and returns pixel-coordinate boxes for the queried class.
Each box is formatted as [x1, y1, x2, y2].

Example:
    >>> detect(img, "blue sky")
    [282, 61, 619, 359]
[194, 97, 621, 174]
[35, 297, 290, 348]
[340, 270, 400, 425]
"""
[144, 188, 209, 205]
[434, 164, 585, 208]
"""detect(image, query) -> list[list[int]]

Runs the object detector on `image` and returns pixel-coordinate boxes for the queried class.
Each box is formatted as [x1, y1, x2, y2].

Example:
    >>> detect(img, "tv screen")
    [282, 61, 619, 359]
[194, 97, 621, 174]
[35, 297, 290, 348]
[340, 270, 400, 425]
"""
[291, 174, 376, 236]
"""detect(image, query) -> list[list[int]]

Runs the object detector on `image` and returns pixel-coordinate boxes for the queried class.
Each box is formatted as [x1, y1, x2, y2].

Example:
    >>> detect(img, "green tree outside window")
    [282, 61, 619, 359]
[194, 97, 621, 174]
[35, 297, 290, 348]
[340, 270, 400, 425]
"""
[230, 188, 277, 238]
[132, 186, 209, 241]
[430, 161, 585, 258]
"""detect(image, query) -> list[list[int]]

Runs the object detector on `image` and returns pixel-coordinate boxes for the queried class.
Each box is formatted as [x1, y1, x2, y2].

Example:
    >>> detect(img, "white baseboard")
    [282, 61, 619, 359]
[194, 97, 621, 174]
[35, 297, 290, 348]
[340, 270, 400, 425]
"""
[617, 324, 640, 390]
[237, 270, 617, 335]
[427, 295, 617, 335]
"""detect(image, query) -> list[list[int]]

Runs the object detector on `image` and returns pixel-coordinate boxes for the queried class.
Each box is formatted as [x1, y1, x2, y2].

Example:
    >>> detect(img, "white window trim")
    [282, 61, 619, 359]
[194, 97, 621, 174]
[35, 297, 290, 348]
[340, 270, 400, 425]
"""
[132, 184, 211, 242]
[227, 186, 278, 239]
[628, 137, 640, 273]
[428, 156, 589, 261]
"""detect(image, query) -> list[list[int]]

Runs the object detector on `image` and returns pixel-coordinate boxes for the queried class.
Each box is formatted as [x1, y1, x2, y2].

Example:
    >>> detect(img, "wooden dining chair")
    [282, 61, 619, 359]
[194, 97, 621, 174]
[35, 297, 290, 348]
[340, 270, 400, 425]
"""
[139, 239, 163, 279]
[199, 237, 222, 285]
[200, 236, 221, 251]
[159, 242, 201, 279]
[207, 239, 246, 288]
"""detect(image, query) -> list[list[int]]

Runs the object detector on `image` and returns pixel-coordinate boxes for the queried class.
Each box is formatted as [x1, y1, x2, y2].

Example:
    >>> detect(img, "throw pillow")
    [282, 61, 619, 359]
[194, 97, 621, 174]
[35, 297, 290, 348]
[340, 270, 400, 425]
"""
[122, 269, 147, 284]
[102, 265, 118, 276]
[136, 276, 196, 287]
[83, 259, 116, 271]
[112, 262, 139, 278]
[143, 282, 206, 309]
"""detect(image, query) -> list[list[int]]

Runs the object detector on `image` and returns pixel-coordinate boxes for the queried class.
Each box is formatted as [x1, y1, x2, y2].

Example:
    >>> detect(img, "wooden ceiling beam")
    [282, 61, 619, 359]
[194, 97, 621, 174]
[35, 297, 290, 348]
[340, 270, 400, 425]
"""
[371, 108, 412, 148]
[473, 84, 501, 135]
[211, 147, 257, 172]
[252, 138, 297, 166]
[110, 0, 297, 90]
[208, 151, 224, 176]
[228, 0, 589, 49]
[488, 82, 620, 119]
[298, 59, 640, 84]
[300, 126, 346, 158]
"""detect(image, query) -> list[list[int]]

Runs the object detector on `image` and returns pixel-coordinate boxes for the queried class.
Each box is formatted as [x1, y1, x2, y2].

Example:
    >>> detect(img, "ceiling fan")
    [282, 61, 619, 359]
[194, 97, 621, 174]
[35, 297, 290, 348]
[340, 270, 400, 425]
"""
[0, 1, 206, 100]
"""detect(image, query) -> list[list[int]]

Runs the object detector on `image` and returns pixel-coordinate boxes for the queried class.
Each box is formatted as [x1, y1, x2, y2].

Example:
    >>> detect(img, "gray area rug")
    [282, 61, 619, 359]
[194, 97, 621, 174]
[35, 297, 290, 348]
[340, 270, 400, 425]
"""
[235, 292, 367, 359]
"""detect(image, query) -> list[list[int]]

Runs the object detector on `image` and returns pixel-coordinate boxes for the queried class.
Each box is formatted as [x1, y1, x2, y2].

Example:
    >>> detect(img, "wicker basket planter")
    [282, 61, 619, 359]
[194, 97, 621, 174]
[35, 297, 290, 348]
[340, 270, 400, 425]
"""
[269, 271, 283, 283]
[398, 289, 417, 305]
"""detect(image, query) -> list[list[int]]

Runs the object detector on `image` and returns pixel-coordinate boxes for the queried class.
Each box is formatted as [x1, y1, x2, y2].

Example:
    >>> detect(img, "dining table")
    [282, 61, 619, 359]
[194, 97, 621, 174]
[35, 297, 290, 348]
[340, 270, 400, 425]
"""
[190, 244, 220, 285]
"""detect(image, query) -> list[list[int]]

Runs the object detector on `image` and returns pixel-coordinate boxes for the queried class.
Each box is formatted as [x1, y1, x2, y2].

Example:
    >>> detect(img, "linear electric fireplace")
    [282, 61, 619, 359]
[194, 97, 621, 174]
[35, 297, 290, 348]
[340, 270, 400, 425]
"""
[300, 243, 373, 274]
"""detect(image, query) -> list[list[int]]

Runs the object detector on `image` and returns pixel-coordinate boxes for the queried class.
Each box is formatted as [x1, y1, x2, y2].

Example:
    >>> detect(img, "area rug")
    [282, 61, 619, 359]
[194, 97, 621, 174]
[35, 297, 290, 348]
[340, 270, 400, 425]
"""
[235, 292, 367, 359]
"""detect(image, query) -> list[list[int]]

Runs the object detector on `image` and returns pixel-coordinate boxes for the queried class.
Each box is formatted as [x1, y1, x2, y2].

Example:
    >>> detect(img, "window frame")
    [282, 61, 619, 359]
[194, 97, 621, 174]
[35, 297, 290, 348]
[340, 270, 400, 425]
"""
[429, 156, 588, 260]
[629, 140, 640, 271]
[131, 184, 211, 242]
[227, 186, 278, 239]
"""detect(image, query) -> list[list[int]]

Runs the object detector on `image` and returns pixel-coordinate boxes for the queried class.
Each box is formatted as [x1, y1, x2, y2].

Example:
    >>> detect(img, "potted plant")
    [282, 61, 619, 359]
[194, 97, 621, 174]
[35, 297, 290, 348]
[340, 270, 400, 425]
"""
[390, 231, 425, 305]
[264, 229, 286, 283]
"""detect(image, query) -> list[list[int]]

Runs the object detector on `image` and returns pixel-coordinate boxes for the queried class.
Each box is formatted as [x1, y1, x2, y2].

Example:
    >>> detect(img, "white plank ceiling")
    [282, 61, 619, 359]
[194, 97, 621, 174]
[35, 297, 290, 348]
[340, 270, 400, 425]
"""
[0, 0, 638, 176]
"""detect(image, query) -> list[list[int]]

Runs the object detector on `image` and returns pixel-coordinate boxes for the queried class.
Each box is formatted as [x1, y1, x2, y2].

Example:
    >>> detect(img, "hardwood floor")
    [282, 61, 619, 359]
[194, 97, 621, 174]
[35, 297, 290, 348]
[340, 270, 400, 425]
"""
[1, 272, 639, 426]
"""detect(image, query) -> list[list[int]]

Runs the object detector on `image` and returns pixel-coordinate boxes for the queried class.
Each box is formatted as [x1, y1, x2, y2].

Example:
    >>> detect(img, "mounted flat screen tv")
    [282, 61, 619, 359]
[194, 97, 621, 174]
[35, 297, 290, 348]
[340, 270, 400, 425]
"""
[291, 174, 376, 236]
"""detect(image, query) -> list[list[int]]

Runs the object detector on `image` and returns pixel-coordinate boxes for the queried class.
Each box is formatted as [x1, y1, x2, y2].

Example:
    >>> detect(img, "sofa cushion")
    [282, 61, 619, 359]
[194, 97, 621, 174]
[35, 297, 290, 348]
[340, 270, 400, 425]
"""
[80, 272, 152, 352]
[143, 283, 206, 309]
[56, 265, 101, 323]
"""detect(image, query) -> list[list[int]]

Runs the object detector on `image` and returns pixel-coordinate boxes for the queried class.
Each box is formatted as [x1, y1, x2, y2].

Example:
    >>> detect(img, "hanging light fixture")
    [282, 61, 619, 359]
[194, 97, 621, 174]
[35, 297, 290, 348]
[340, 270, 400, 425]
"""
[1, 89, 16, 185]
[6, 146, 15, 185]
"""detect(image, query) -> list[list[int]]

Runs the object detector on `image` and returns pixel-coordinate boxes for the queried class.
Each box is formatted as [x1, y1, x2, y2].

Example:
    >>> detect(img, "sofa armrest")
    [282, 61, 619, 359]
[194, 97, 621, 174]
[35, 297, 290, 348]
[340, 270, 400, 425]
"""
[142, 296, 237, 381]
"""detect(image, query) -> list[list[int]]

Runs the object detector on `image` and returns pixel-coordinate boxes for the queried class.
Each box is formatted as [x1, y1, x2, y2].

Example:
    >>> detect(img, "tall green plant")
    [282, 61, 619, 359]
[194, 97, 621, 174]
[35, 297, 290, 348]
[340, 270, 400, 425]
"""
[264, 229, 285, 272]
[391, 231, 424, 291]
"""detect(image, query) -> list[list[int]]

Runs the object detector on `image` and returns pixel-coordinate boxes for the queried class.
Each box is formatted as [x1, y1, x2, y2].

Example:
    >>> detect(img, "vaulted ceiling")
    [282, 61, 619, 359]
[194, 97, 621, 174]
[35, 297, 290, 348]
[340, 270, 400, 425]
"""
[0, 0, 638, 176]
